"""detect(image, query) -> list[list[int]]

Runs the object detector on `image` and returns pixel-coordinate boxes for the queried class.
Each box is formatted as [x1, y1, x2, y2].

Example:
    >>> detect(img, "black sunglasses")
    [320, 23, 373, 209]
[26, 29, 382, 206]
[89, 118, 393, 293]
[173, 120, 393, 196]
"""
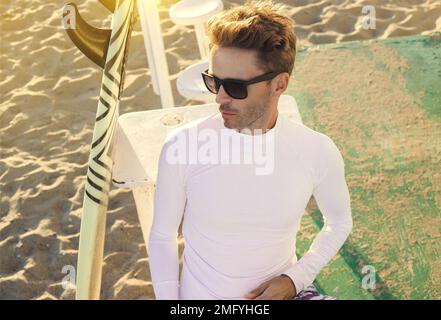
[201, 69, 280, 99]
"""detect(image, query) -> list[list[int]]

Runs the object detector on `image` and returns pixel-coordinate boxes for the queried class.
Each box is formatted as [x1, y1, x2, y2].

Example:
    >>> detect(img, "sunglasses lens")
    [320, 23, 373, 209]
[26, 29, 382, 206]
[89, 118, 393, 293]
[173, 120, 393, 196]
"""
[202, 74, 219, 94]
[224, 82, 247, 99]
[202, 72, 248, 99]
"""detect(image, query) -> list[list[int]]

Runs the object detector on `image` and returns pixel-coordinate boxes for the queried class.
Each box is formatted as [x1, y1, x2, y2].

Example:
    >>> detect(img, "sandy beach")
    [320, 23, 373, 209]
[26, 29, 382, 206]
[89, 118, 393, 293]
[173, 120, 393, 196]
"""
[0, 0, 440, 299]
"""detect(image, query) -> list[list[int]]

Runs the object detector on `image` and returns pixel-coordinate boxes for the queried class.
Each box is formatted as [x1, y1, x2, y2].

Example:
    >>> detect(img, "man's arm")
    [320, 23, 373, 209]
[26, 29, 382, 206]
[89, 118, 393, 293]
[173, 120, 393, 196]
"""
[245, 135, 353, 300]
[147, 135, 187, 300]
[281, 135, 353, 294]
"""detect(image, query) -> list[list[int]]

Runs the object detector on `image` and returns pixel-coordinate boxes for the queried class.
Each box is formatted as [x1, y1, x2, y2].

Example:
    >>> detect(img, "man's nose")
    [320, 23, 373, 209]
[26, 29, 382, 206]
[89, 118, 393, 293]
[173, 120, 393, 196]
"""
[215, 85, 232, 105]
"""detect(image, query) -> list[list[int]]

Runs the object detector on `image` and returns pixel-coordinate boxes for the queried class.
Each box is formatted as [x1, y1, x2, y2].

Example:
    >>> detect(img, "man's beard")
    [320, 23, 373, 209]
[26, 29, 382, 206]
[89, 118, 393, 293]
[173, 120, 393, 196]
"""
[240, 97, 270, 131]
[221, 94, 270, 131]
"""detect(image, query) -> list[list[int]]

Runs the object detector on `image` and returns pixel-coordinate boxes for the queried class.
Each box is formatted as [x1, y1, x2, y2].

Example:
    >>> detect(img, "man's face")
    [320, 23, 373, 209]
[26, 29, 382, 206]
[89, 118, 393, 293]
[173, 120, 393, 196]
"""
[209, 46, 275, 131]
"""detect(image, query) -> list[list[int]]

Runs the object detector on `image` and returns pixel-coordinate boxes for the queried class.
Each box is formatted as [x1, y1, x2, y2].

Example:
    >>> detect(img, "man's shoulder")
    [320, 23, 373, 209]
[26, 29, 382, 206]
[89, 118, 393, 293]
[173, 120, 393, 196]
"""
[281, 116, 335, 150]
[281, 116, 343, 171]
[281, 118, 344, 183]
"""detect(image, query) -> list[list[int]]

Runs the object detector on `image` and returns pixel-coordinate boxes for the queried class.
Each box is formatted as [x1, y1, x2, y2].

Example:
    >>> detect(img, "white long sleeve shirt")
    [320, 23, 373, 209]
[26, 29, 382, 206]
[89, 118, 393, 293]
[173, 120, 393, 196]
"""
[148, 110, 353, 300]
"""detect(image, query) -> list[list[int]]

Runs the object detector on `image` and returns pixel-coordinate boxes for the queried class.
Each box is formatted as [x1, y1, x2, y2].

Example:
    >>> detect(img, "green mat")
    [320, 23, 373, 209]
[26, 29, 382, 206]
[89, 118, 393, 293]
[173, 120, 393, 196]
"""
[289, 34, 441, 300]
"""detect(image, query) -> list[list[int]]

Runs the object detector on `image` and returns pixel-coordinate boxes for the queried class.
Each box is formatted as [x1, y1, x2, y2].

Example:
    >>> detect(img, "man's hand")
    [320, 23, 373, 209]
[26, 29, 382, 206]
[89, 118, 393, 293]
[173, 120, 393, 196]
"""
[244, 275, 297, 300]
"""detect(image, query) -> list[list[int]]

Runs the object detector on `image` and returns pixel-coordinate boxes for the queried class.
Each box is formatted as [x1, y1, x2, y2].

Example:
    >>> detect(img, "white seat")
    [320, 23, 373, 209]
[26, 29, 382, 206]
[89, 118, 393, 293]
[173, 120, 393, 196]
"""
[169, 0, 224, 25]
[110, 94, 303, 249]
[177, 60, 215, 102]
[169, 0, 223, 59]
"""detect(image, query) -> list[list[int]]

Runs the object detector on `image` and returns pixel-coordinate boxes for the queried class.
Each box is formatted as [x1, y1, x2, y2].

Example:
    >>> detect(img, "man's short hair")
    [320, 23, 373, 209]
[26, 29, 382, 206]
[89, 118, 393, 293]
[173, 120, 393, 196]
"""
[207, 0, 297, 76]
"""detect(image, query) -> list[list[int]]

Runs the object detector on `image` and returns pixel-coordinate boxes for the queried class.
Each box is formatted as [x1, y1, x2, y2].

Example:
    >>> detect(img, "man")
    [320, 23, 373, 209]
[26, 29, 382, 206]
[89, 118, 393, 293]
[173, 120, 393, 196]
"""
[148, 0, 353, 300]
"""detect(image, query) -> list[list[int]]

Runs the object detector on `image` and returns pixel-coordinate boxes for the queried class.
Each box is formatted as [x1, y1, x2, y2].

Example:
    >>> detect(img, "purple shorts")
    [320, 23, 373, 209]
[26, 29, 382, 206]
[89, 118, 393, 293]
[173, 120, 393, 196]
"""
[293, 284, 336, 300]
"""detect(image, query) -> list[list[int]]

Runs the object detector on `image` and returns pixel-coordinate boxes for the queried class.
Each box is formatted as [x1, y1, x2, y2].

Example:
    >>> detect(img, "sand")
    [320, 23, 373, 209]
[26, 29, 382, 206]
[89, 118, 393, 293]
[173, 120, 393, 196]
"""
[0, 0, 440, 299]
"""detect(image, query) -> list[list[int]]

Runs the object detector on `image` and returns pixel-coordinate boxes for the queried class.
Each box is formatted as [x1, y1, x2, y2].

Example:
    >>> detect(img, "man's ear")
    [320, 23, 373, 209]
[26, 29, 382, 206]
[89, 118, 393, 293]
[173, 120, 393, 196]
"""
[273, 72, 290, 95]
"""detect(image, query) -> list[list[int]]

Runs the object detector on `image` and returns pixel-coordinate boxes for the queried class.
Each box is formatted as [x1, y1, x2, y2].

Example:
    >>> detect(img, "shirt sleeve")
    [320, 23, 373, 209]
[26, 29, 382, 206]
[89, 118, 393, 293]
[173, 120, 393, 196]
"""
[281, 135, 353, 293]
[147, 131, 187, 300]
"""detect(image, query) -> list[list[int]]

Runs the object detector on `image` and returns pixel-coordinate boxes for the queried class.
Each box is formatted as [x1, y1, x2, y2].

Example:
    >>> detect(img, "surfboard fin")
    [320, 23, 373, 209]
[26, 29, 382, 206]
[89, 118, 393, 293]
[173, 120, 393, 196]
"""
[98, 0, 116, 13]
[63, 2, 112, 69]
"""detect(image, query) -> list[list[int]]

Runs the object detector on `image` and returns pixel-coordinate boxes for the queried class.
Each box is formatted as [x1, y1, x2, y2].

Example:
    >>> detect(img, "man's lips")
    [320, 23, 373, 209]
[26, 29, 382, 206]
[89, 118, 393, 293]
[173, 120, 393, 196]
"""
[220, 109, 237, 115]
[220, 111, 237, 119]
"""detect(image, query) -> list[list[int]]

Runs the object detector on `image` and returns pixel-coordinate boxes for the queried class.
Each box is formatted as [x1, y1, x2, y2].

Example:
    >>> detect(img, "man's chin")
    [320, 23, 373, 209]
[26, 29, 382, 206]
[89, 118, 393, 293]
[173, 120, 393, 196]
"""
[222, 119, 239, 130]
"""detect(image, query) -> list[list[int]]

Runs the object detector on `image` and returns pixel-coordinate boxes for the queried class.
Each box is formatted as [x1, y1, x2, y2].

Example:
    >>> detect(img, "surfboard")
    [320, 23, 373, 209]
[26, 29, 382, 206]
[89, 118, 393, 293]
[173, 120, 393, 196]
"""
[63, 0, 136, 299]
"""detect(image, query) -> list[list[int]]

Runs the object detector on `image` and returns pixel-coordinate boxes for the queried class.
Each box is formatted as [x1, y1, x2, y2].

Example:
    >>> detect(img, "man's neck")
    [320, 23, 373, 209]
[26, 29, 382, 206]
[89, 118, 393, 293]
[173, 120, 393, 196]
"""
[238, 110, 279, 135]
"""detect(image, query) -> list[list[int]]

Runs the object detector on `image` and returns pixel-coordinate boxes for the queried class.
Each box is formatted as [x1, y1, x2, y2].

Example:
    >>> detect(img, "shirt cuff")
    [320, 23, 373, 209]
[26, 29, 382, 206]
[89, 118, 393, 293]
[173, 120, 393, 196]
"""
[281, 263, 313, 294]
[152, 281, 180, 300]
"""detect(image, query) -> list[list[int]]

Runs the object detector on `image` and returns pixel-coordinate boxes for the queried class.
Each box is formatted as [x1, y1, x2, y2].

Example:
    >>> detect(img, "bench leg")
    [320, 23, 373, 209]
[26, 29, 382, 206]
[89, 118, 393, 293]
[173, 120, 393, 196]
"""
[131, 184, 155, 255]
